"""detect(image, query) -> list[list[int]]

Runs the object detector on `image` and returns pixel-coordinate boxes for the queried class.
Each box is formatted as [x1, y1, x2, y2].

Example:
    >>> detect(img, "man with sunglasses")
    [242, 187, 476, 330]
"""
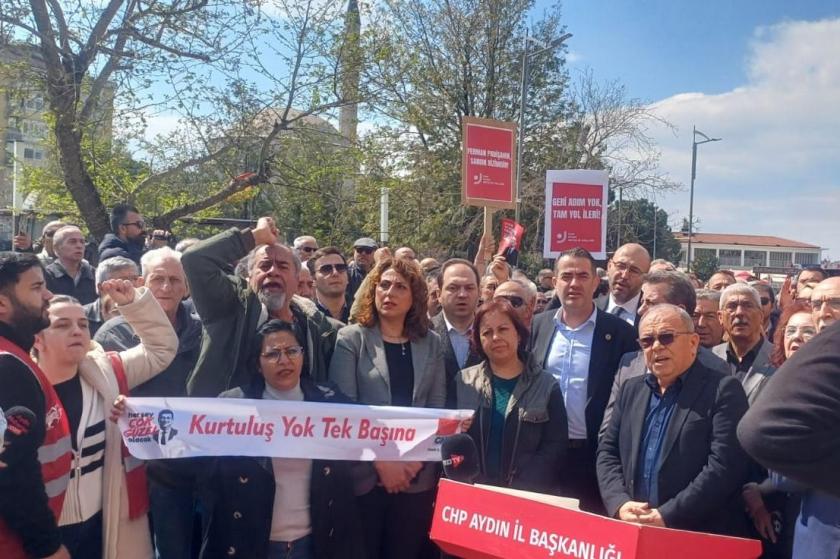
[346, 237, 377, 299]
[98, 203, 147, 265]
[713, 284, 776, 405]
[307, 247, 350, 324]
[493, 280, 536, 330]
[598, 303, 750, 536]
[601, 271, 728, 437]
[293, 235, 319, 263]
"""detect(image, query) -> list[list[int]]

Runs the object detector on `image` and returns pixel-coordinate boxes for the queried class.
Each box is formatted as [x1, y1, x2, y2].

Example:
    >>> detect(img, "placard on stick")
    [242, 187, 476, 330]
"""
[462, 116, 517, 209]
[543, 170, 609, 260]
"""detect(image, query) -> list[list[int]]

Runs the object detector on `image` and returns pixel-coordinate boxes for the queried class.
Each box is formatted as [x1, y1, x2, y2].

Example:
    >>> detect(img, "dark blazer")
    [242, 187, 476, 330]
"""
[597, 292, 642, 330]
[738, 319, 840, 499]
[200, 376, 364, 559]
[529, 306, 638, 446]
[712, 337, 775, 405]
[597, 360, 751, 535]
[432, 312, 482, 409]
[600, 346, 729, 438]
[44, 260, 97, 305]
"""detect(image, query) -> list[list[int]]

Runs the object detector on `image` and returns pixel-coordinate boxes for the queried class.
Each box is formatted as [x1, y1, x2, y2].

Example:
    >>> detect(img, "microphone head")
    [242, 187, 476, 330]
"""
[441, 433, 479, 483]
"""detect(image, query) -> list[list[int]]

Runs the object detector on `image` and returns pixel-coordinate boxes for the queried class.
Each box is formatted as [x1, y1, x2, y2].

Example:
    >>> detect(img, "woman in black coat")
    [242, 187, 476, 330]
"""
[200, 320, 364, 559]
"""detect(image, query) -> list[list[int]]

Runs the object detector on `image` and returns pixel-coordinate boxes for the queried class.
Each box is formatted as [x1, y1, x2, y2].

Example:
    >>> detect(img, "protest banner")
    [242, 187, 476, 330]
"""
[543, 170, 609, 259]
[462, 116, 517, 209]
[118, 397, 472, 461]
[431, 480, 762, 559]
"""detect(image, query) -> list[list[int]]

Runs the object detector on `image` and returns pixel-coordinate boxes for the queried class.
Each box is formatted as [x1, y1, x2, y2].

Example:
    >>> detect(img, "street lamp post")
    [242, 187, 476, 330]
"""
[515, 31, 572, 223]
[687, 126, 721, 271]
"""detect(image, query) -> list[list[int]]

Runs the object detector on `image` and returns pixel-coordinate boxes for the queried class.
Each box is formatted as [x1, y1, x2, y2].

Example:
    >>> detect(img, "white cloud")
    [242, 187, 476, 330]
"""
[645, 18, 840, 260]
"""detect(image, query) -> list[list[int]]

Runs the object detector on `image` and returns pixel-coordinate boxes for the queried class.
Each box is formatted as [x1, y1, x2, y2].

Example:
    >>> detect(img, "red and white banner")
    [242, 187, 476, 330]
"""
[462, 116, 517, 208]
[543, 170, 609, 260]
[118, 397, 472, 461]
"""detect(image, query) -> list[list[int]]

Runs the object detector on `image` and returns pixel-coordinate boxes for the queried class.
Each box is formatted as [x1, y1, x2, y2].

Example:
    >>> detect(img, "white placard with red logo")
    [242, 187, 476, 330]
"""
[543, 170, 609, 260]
[118, 397, 472, 461]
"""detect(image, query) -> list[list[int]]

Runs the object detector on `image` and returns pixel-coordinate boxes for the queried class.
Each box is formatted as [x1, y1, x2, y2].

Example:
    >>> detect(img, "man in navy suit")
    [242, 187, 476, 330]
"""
[597, 304, 750, 535]
[530, 247, 637, 512]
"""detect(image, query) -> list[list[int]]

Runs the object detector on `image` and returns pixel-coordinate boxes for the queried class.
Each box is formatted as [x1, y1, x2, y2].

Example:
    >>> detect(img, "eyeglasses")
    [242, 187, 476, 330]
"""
[611, 260, 643, 277]
[355, 246, 375, 255]
[261, 346, 304, 362]
[495, 294, 525, 308]
[122, 221, 146, 229]
[299, 246, 317, 253]
[784, 325, 816, 340]
[638, 331, 693, 349]
[317, 263, 348, 275]
[810, 297, 840, 312]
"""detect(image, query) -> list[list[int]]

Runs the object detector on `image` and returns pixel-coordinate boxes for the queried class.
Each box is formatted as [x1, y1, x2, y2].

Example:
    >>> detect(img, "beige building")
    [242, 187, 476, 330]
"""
[675, 232, 822, 271]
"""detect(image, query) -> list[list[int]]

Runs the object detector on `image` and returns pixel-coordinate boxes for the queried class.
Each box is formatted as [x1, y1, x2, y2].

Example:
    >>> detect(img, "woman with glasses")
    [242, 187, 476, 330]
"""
[771, 301, 816, 367]
[200, 320, 363, 559]
[456, 299, 567, 493]
[328, 257, 445, 559]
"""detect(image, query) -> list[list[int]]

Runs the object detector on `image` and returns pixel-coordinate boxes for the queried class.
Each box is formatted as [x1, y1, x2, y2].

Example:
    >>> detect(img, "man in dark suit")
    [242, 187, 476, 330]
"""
[597, 304, 750, 535]
[530, 247, 637, 512]
[153, 409, 178, 445]
[432, 259, 482, 408]
[600, 271, 729, 437]
[600, 243, 651, 330]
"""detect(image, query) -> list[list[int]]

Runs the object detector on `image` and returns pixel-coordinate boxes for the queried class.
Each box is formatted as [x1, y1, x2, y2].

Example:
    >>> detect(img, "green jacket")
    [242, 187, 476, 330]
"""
[183, 228, 340, 397]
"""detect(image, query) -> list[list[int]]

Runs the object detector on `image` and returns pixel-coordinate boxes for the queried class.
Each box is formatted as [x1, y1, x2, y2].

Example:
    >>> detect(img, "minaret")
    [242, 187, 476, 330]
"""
[339, 0, 361, 196]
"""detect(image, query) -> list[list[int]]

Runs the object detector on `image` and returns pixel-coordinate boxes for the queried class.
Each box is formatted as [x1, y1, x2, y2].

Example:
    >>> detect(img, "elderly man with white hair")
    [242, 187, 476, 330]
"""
[712, 283, 776, 405]
[82, 255, 140, 336]
[94, 247, 203, 559]
[44, 225, 97, 304]
[493, 279, 537, 330]
[293, 235, 319, 262]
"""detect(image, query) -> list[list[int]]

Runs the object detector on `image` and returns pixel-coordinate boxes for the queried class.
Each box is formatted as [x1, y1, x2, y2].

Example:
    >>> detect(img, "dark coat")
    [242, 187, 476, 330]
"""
[597, 360, 750, 535]
[200, 376, 364, 559]
[457, 359, 567, 493]
[182, 228, 341, 397]
[97, 233, 143, 265]
[44, 260, 97, 304]
[529, 306, 638, 446]
[431, 312, 482, 409]
[738, 319, 840, 499]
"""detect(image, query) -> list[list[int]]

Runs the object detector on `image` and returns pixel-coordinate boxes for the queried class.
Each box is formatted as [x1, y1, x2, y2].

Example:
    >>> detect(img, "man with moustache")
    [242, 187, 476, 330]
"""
[44, 225, 97, 305]
[183, 217, 341, 397]
[810, 277, 840, 333]
[692, 289, 725, 348]
[602, 243, 651, 328]
[713, 284, 775, 405]
[0, 252, 71, 559]
[98, 203, 147, 265]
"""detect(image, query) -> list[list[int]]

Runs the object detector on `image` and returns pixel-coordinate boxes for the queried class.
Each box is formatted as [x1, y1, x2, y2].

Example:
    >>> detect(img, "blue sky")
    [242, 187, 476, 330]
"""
[542, 0, 840, 260]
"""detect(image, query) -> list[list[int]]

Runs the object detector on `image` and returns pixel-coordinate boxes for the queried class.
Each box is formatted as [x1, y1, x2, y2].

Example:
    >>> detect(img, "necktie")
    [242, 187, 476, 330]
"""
[161, 429, 167, 445]
[611, 306, 624, 318]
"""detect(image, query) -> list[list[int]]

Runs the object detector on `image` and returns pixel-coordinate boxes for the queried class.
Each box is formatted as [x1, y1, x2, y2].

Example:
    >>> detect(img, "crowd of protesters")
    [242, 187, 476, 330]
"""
[2, 203, 840, 559]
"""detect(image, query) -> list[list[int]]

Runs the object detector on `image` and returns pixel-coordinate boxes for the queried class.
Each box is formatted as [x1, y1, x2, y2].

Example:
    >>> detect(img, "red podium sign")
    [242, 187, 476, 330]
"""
[431, 480, 762, 559]
[462, 117, 517, 208]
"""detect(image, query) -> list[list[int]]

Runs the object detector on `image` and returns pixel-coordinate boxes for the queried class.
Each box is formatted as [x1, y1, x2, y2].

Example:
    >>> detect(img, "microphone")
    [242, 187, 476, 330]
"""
[441, 433, 479, 484]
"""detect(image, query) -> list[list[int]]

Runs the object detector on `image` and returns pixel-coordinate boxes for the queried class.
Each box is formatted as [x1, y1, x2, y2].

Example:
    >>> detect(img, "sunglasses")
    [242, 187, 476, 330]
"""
[638, 331, 693, 349]
[760, 297, 771, 306]
[261, 346, 304, 362]
[122, 221, 146, 229]
[317, 263, 348, 275]
[495, 294, 525, 308]
[355, 247, 375, 254]
[299, 246, 317, 253]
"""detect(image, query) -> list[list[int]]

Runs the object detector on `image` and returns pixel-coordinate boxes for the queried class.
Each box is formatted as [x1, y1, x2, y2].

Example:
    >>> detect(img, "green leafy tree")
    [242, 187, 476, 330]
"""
[692, 252, 719, 282]
[606, 198, 681, 262]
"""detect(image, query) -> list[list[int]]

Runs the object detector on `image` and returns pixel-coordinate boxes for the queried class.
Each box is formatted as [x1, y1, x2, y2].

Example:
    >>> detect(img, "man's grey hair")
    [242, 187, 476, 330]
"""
[293, 235, 317, 249]
[52, 225, 82, 250]
[141, 247, 182, 278]
[95, 256, 139, 286]
[650, 258, 676, 271]
[644, 271, 696, 311]
[641, 303, 695, 332]
[501, 278, 537, 303]
[243, 243, 302, 275]
[719, 283, 761, 310]
[695, 288, 721, 305]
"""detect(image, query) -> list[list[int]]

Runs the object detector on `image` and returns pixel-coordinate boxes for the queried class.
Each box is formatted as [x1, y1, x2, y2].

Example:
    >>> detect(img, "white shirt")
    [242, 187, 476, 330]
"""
[606, 294, 640, 326]
[545, 306, 598, 440]
[443, 313, 473, 369]
[264, 383, 312, 543]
